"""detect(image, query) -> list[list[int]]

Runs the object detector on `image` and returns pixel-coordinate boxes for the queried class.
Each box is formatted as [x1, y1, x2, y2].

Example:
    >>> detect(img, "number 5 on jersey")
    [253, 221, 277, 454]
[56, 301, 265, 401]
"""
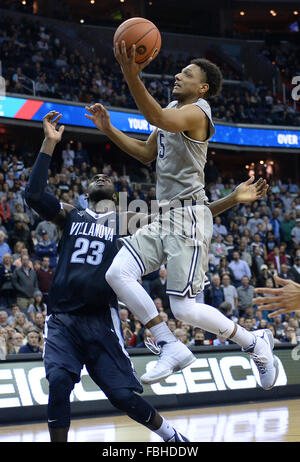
[158, 132, 165, 158]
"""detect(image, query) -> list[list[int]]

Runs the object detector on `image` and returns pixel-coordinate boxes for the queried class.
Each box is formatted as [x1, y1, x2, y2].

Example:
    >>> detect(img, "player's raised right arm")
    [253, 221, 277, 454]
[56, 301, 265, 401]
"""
[24, 111, 73, 229]
[85, 103, 157, 165]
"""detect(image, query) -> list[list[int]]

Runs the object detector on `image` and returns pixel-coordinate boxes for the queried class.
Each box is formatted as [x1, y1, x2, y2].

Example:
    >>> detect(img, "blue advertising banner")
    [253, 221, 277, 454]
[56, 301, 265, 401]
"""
[0, 95, 299, 149]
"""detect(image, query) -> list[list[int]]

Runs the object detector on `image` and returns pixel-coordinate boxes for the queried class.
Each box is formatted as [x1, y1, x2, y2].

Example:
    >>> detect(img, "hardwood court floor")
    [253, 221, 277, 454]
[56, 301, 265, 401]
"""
[0, 399, 299, 442]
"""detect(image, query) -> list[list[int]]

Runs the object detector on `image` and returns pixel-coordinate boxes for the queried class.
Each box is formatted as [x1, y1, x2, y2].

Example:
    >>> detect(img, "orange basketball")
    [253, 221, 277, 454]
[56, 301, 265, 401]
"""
[113, 17, 161, 64]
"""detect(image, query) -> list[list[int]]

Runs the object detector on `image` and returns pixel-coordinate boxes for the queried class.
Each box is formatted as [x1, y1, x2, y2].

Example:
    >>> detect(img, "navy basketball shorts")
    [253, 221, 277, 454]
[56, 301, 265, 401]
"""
[43, 308, 143, 395]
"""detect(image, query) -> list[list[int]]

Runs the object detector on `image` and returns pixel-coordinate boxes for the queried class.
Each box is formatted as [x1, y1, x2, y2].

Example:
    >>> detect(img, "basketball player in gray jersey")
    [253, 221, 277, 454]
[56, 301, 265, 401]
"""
[85, 42, 278, 390]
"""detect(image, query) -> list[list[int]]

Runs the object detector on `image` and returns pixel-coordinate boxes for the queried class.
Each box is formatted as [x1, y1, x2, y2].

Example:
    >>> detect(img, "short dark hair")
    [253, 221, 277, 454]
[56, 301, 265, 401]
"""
[190, 58, 223, 98]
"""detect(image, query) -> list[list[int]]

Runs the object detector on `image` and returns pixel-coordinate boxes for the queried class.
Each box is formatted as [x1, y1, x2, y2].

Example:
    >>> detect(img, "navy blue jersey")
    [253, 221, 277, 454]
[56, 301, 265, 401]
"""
[47, 207, 119, 315]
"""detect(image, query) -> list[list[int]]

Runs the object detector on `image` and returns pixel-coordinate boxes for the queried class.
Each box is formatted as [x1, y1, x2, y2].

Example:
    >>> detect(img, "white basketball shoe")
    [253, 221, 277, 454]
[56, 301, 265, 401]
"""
[140, 339, 196, 385]
[243, 328, 279, 390]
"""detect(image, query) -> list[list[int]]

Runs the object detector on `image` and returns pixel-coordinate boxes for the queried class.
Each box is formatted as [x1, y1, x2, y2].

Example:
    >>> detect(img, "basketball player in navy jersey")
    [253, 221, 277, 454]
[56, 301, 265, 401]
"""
[25, 111, 190, 442]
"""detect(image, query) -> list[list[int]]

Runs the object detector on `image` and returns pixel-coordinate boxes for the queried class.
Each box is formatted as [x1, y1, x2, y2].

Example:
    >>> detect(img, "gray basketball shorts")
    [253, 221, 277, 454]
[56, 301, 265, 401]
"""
[119, 204, 213, 297]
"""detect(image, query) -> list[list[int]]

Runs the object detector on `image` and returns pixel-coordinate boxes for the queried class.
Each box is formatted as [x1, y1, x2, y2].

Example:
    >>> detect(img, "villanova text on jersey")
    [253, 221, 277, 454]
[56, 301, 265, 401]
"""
[47, 208, 119, 315]
[69, 221, 114, 241]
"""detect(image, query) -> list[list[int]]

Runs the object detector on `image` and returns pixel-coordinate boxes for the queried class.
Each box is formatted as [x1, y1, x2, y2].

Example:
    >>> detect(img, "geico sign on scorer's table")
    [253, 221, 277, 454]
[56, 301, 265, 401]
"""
[0, 352, 289, 409]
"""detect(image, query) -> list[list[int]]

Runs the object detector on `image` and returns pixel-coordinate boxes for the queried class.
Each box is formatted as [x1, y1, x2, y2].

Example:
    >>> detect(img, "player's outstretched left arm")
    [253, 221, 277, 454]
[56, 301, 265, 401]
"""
[207, 177, 268, 217]
[114, 42, 205, 133]
[25, 111, 73, 229]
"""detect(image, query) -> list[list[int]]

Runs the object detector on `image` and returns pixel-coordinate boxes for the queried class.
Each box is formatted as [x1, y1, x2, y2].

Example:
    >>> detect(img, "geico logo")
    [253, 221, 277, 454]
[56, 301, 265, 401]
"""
[0, 366, 107, 408]
[147, 355, 287, 395]
[0, 356, 288, 408]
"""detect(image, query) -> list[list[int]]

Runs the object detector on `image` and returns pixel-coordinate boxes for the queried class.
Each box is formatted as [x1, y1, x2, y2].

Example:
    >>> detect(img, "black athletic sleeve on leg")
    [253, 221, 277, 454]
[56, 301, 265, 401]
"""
[24, 152, 61, 221]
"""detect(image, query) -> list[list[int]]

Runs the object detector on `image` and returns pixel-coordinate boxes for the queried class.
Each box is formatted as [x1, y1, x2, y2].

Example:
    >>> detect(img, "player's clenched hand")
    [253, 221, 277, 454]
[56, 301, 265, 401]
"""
[114, 40, 152, 78]
[253, 276, 300, 318]
[85, 104, 112, 134]
[43, 111, 65, 143]
[233, 176, 268, 204]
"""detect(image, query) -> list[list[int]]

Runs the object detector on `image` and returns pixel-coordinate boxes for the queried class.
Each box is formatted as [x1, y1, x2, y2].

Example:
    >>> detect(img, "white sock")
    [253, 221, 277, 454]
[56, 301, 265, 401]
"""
[154, 417, 175, 441]
[230, 324, 256, 349]
[149, 322, 177, 344]
[169, 295, 255, 349]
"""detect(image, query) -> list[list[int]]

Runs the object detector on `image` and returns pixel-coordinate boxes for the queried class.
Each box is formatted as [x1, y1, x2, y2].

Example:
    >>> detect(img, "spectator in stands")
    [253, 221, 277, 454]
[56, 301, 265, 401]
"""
[74, 141, 89, 167]
[210, 235, 228, 265]
[150, 267, 170, 313]
[0, 327, 7, 358]
[11, 253, 39, 311]
[33, 312, 45, 336]
[36, 256, 54, 304]
[0, 310, 9, 328]
[10, 331, 25, 354]
[266, 246, 286, 274]
[27, 290, 47, 323]
[0, 231, 11, 264]
[153, 298, 164, 313]
[238, 237, 252, 267]
[174, 328, 189, 346]
[18, 329, 43, 354]
[62, 142, 75, 168]
[250, 233, 267, 259]
[291, 219, 300, 247]
[167, 319, 177, 333]
[218, 256, 234, 281]
[278, 263, 292, 281]
[119, 307, 131, 325]
[13, 203, 30, 228]
[251, 246, 266, 281]
[12, 247, 33, 269]
[56, 173, 70, 194]
[247, 211, 264, 235]
[11, 312, 34, 338]
[280, 326, 297, 345]
[281, 213, 296, 248]
[229, 250, 251, 285]
[288, 256, 300, 283]
[35, 230, 57, 267]
[7, 304, 21, 325]
[9, 221, 34, 256]
[0, 253, 16, 309]
[221, 274, 238, 314]
[35, 220, 59, 243]
[205, 274, 224, 308]
[273, 315, 285, 341]
[0, 196, 11, 229]
[213, 216, 228, 238]
[237, 276, 255, 315]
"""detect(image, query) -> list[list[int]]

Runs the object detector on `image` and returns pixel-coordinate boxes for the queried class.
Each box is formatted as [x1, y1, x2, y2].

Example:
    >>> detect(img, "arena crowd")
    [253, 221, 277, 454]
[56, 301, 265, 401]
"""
[1, 14, 299, 126]
[0, 9, 299, 358]
[0, 136, 299, 357]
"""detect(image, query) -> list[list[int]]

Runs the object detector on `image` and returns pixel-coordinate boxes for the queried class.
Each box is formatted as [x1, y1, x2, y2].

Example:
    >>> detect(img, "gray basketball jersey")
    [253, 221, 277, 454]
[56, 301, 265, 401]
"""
[155, 98, 215, 205]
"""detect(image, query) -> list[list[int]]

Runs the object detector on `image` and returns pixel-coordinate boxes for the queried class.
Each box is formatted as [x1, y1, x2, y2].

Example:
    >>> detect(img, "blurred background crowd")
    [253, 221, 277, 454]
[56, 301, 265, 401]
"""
[1, 13, 299, 126]
[0, 138, 299, 357]
[0, 2, 300, 357]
